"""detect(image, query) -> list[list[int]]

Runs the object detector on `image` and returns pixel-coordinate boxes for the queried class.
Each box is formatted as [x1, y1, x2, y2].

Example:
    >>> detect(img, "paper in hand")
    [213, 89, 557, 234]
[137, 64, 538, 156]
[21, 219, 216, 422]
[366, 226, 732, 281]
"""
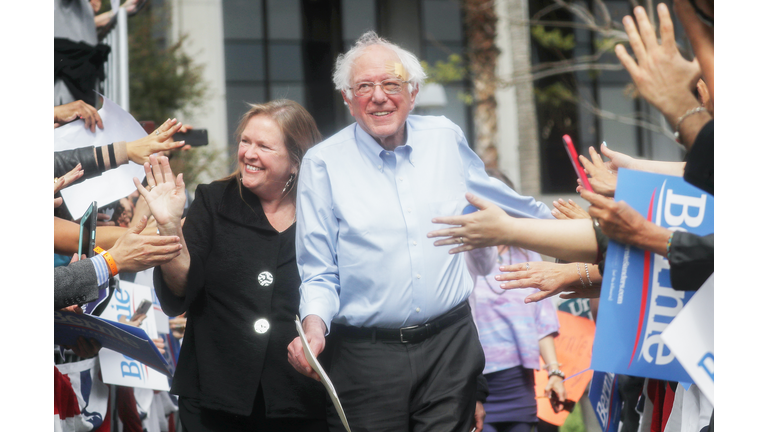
[295, 316, 351, 432]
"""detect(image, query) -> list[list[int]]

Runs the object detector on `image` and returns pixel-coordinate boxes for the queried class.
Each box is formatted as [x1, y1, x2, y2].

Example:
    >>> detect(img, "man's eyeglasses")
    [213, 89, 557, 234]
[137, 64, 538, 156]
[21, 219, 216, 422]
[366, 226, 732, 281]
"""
[351, 79, 406, 97]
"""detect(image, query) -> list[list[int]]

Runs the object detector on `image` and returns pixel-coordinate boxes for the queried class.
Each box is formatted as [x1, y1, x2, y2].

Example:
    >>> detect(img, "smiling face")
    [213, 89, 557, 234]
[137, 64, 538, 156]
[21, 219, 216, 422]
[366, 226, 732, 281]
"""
[237, 114, 295, 201]
[342, 45, 418, 150]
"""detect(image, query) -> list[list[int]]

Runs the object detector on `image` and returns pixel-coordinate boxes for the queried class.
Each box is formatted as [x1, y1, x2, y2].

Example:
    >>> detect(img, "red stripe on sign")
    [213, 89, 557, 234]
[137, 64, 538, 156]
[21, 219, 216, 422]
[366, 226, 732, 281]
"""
[628, 189, 656, 368]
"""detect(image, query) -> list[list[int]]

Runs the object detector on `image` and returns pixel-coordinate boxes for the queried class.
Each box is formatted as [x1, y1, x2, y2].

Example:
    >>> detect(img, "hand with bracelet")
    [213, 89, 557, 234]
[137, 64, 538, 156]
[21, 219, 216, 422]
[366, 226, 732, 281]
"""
[539, 336, 567, 413]
[581, 190, 671, 257]
[496, 261, 601, 303]
[614, 3, 711, 149]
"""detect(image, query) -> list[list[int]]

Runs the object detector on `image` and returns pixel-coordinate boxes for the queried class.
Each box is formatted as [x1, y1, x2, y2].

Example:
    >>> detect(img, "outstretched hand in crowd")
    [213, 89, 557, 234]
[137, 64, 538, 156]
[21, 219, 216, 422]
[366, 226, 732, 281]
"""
[107, 215, 182, 273]
[54, 164, 85, 208]
[127, 119, 186, 165]
[552, 199, 590, 220]
[54, 100, 103, 132]
[581, 190, 670, 257]
[577, 146, 617, 197]
[496, 261, 601, 303]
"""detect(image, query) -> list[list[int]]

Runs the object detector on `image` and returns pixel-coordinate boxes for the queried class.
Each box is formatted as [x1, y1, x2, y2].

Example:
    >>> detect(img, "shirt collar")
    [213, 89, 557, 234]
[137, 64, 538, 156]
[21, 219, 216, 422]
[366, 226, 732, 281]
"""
[353, 118, 416, 168]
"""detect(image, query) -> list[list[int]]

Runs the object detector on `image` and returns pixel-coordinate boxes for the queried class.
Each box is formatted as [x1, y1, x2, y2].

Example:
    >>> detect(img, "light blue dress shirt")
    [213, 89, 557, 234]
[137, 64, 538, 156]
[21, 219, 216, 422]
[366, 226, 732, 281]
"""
[296, 115, 553, 332]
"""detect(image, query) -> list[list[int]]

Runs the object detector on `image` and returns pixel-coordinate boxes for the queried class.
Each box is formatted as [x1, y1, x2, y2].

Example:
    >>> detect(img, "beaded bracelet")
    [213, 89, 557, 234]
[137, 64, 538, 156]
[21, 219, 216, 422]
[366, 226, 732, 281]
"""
[576, 263, 586, 288]
[584, 263, 593, 287]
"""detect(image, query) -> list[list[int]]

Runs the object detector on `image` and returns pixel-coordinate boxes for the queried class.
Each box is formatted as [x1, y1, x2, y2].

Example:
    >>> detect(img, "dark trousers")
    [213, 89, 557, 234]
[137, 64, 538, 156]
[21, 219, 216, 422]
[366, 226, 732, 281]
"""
[178, 386, 328, 432]
[323, 311, 485, 432]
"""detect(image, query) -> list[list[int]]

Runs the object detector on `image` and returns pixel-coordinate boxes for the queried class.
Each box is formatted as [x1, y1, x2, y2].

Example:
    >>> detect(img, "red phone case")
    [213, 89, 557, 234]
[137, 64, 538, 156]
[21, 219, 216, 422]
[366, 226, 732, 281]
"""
[562, 134, 594, 193]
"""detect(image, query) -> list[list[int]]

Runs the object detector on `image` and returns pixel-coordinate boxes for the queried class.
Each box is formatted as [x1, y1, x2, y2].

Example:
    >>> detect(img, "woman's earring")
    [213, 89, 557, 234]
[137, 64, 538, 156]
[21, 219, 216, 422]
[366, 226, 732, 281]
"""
[282, 173, 296, 194]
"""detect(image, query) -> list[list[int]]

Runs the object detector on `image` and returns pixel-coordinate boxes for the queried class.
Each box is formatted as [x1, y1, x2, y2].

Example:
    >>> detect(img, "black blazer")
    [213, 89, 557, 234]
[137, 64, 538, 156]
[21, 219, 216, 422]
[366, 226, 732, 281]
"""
[155, 178, 326, 418]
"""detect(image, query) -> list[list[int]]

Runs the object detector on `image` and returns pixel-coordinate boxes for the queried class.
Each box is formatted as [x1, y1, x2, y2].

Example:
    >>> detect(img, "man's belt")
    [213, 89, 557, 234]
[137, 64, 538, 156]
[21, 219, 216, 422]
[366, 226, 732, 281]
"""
[333, 302, 470, 344]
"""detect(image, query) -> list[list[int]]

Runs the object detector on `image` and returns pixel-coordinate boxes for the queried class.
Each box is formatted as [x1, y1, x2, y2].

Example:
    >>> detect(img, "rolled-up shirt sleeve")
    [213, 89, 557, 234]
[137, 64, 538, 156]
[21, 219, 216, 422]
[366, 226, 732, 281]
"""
[296, 156, 342, 334]
[458, 136, 552, 220]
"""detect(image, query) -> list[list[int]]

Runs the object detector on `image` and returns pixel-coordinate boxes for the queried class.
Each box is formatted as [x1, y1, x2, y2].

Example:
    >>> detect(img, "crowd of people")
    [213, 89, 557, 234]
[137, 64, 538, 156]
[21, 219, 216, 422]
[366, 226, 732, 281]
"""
[53, 0, 714, 431]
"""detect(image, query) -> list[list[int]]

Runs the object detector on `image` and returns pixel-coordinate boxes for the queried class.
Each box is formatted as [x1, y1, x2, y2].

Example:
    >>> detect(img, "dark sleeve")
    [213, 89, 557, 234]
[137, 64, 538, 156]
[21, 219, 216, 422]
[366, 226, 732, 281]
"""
[154, 184, 215, 316]
[54, 259, 100, 309]
[669, 232, 713, 291]
[476, 373, 489, 403]
[54, 146, 101, 184]
[592, 219, 609, 275]
[683, 120, 714, 196]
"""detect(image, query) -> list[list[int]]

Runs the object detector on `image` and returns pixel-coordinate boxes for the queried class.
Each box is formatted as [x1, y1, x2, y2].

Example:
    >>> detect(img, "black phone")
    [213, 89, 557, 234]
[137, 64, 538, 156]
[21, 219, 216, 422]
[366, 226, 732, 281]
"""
[133, 299, 153, 318]
[173, 129, 208, 147]
[78, 201, 98, 258]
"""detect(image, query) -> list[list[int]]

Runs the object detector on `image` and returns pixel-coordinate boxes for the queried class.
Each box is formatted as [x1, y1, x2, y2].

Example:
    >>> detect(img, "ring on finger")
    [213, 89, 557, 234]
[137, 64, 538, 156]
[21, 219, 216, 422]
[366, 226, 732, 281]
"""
[459, 237, 464, 244]
[155, 130, 160, 136]
[525, 263, 530, 271]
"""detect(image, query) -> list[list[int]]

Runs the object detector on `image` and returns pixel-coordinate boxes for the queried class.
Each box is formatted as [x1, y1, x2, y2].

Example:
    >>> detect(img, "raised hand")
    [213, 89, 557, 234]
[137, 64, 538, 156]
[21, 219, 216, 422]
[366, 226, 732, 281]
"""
[614, 4, 701, 125]
[126, 118, 186, 165]
[133, 154, 186, 232]
[578, 146, 617, 197]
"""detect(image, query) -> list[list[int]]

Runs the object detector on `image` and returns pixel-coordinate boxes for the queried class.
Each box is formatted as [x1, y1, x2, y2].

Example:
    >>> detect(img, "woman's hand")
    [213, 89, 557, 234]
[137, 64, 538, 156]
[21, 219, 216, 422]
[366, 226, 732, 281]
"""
[552, 199, 590, 220]
[545, 375, 567, 413]
[578, 146, 617, 197]
[427, 193, 514, 254]
[54, 100, 103, 132]
[599, 143, 635, 173]
[107, 215, 182, 273]
[496, 261, 592, 303]
[54, 164, 84, 208]
[126, 118, 185, 165]
[133, 154, 186, 232]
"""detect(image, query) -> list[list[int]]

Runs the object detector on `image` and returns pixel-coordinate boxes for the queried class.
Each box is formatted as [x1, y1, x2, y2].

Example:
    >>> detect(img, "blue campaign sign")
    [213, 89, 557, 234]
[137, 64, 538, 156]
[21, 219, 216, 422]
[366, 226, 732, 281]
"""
[590, 169, 713, 383]
[589, 371, 621, 432]
[54, 311, 172, 376]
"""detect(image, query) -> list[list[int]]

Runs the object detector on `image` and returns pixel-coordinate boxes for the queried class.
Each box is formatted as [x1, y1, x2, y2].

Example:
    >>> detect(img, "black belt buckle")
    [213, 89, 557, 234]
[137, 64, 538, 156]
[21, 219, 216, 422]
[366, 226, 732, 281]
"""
[399, 325, 419, 343]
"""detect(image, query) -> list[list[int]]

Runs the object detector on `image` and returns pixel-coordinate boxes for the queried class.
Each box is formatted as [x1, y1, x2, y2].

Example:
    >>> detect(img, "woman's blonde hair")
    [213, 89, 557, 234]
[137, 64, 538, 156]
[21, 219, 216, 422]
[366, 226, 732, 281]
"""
[227, 99, 322, 196]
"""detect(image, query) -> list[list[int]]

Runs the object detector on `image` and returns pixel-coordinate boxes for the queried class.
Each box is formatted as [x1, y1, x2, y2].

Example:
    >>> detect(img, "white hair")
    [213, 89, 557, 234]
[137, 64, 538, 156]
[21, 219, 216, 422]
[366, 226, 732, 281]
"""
[333, 31, 427, 99]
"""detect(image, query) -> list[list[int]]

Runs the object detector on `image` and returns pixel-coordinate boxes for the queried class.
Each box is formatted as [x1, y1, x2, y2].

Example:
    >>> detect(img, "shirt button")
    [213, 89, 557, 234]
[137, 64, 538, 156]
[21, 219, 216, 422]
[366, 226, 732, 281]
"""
[258, 271, 274, 286]
[416, 274, 421, 279]
[416, 307, 421, 313]
[407, 208, 412, 213]
[254, 318, 270, 334]
[412, 241, 417, 246]
[398, 177, 403, 181]
[378, 165, 382, 170]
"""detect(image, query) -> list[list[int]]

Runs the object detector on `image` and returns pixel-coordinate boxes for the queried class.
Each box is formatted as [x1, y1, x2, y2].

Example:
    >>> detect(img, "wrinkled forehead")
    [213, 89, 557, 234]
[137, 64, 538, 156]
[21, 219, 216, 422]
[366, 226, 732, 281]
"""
[351, 46, 409, 83]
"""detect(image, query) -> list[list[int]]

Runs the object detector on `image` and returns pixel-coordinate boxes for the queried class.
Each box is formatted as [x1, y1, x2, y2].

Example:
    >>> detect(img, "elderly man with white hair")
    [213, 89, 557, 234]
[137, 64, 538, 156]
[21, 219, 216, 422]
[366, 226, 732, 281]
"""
[287, 31, 553, 432]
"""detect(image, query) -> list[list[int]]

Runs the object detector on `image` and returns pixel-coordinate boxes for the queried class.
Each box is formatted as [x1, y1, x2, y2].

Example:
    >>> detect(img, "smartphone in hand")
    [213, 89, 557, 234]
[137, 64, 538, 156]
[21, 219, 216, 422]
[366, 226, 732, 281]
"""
[173, 129, 208, 147]
[78, 201, 98, 258]
[133, 299, 153, 319]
